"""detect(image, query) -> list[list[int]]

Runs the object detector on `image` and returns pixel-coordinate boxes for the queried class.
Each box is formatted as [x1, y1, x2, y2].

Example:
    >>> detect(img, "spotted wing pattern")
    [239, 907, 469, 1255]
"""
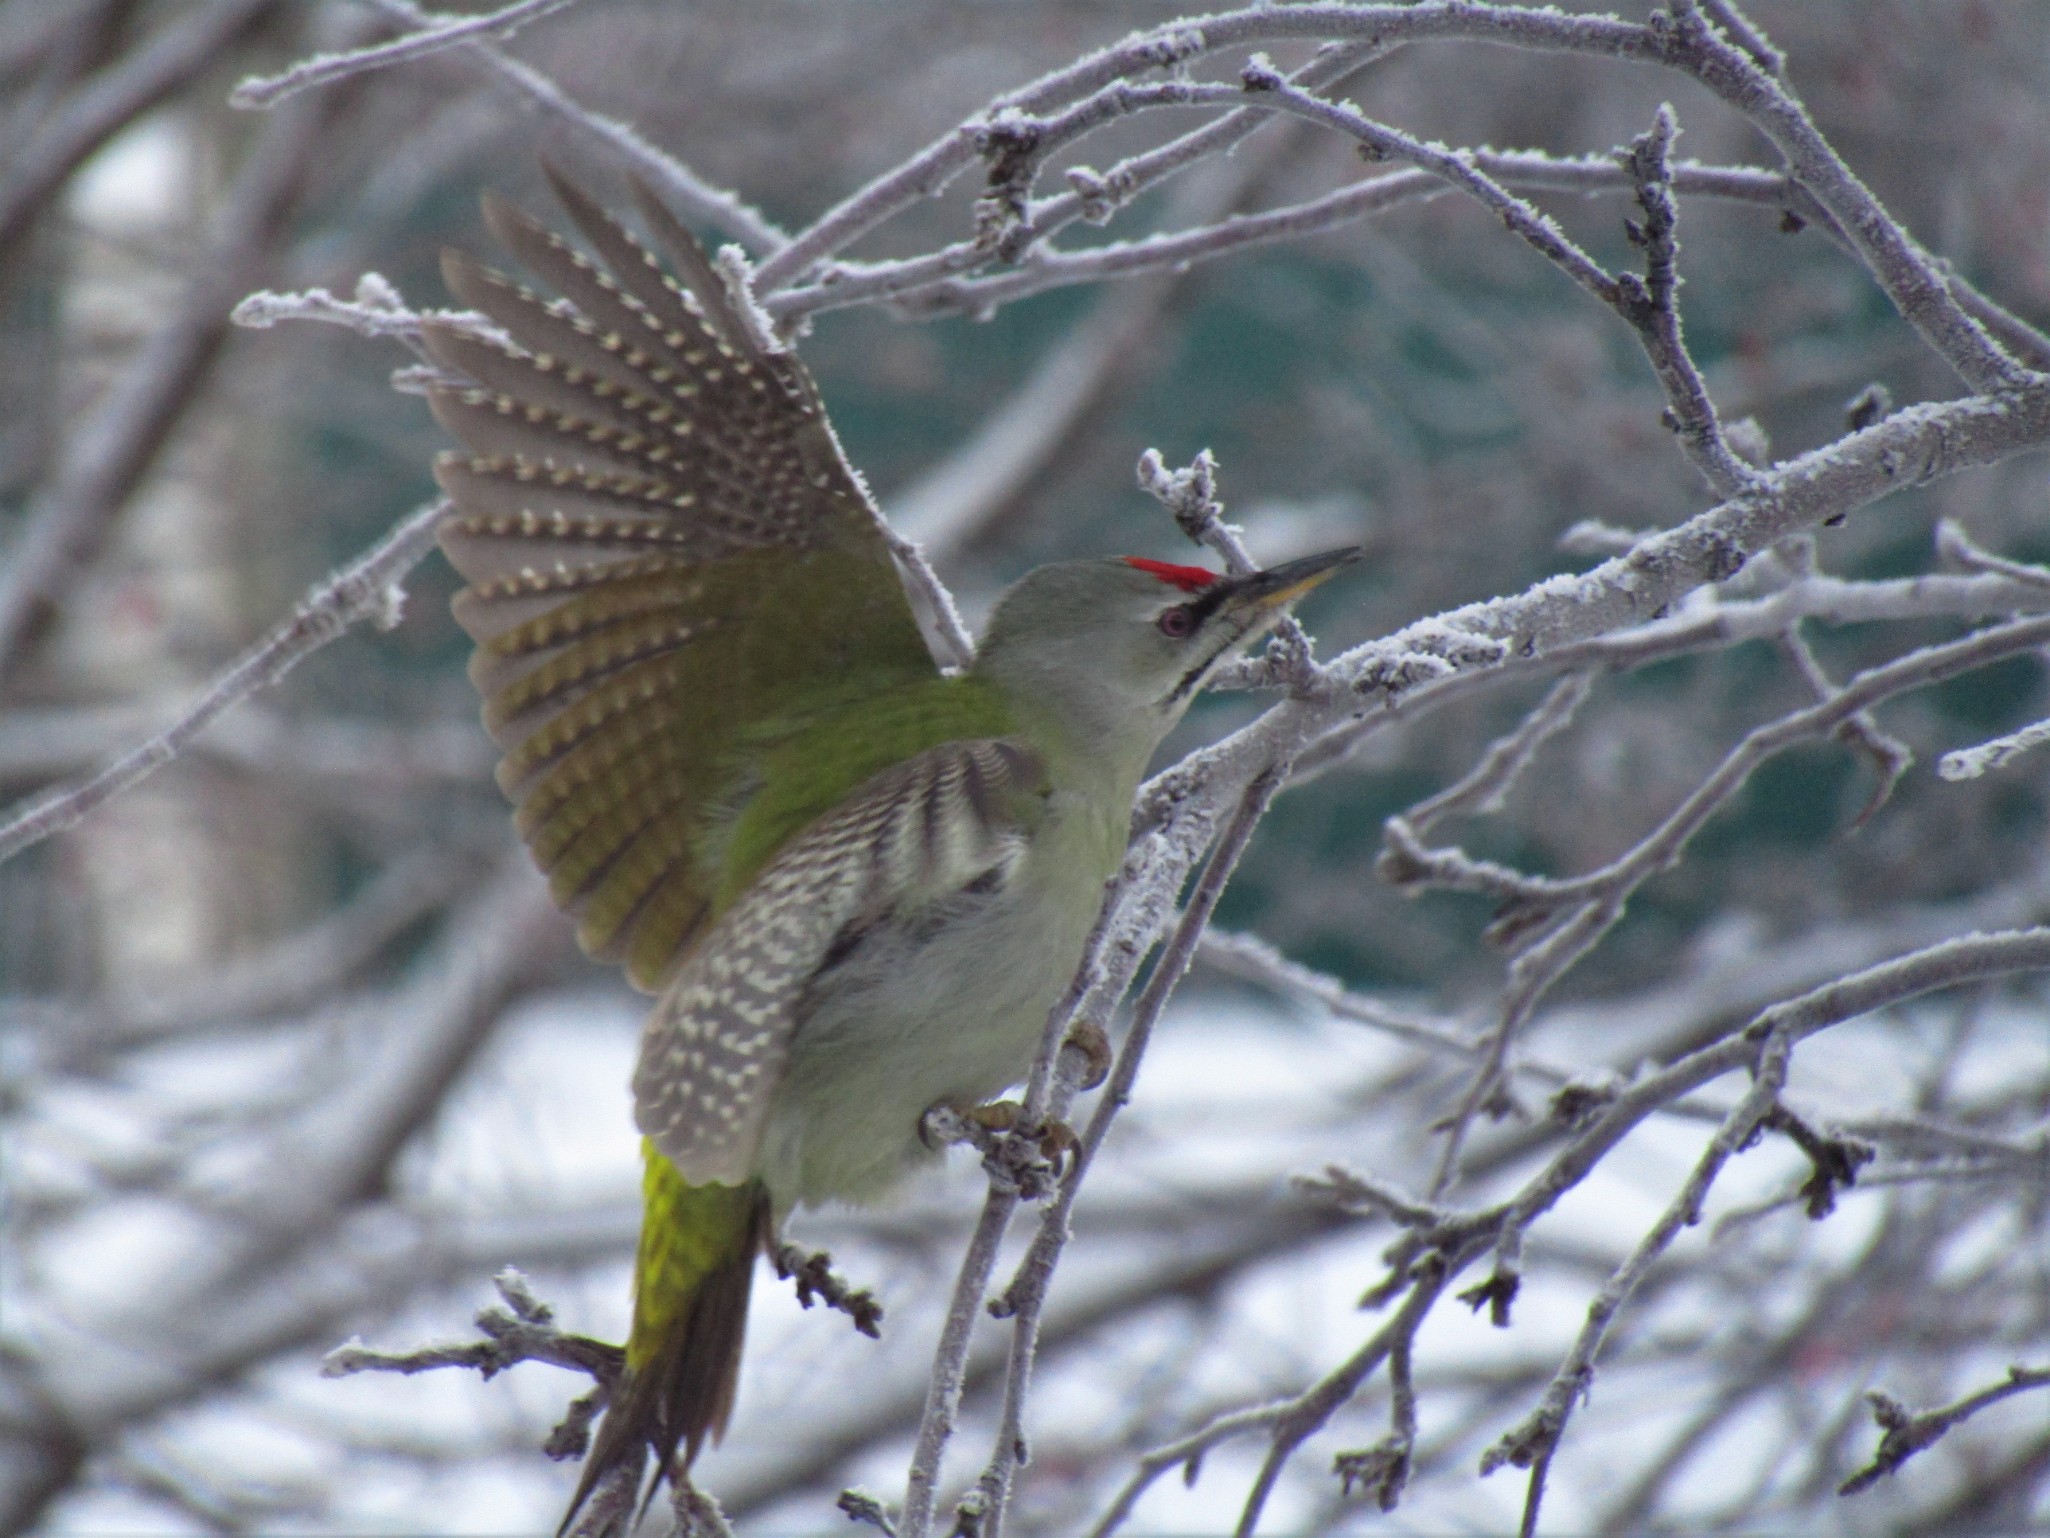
[427, 166, 935, 992]
[635, 737, 1041, 1184]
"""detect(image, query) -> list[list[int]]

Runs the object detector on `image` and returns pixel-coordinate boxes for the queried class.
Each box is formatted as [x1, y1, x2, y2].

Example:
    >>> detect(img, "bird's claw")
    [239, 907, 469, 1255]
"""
[967, 1099, 1079, 1166]
[965, 1100, 1021, 1133]
[1060, 1019, 1113, 1091]
[919, 1099, 996, 1151]
[771, 1243, 884, 1338]
[918, 1098, 1079, 1194]
[1034, 1116, 1080, 1167]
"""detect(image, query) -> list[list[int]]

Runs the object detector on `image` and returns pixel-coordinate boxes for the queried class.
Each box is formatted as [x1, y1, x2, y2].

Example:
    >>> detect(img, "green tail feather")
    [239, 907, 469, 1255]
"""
[561, 1149, 769, 1533]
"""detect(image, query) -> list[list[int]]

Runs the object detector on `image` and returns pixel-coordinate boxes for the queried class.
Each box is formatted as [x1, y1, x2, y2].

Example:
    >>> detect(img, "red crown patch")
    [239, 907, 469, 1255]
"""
[1123, 557, 1217, 593]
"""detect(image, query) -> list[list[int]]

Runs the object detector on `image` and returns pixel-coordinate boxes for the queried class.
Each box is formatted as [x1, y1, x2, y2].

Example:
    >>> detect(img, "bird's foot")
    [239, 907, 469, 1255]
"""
[968, 1100, 1082, 1165]
[919, 1098, 1075, 1197]
[919, 1097, 1024, 1149]
[1059, 1018, 1113, 1091]
[964, 1099, 1023, 1133]
[771, 1242, 884, 1338]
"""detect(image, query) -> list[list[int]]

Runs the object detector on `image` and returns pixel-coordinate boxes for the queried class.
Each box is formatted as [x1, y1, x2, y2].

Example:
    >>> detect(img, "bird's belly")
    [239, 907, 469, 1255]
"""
[758, 861, 1095, 1209]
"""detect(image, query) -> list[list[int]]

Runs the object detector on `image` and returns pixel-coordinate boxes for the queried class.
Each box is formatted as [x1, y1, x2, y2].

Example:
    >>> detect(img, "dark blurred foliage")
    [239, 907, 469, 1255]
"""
[5, 0, 2045, 996]
[191, 0, 2050, 1000]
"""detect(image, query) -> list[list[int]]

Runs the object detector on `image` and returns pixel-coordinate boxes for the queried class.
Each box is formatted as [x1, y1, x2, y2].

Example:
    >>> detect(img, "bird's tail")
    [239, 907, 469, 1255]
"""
[561, 1147, 770, 1534]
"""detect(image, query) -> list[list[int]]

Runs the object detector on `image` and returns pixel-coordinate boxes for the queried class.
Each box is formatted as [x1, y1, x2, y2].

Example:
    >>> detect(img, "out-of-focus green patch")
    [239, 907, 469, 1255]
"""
[1930, 651, 2044, 732]
[1704, 745, 1857, 854]
[814, 284, 1097, 495]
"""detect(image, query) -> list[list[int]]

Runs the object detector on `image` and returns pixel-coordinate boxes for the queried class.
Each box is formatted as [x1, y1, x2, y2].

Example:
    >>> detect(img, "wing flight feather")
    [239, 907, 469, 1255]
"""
[429, 169, 936, 991]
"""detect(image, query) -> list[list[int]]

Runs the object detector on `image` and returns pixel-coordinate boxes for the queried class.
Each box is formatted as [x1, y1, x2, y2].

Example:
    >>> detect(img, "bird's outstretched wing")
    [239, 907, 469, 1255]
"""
[425, 166, 937, 991]
[633, 735, 1042, 1184]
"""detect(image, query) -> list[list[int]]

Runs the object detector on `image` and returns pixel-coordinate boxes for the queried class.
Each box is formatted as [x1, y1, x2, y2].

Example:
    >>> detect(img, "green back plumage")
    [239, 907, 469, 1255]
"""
[426, 166, 940, 991]
[713, 673, 1017, 906]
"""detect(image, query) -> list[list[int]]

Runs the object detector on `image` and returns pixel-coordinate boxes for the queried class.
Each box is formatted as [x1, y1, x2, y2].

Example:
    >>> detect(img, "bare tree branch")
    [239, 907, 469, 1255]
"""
[0, 499, 447, 865]
[1841, 1365, 2050, 1496]
[0, 0, 283, 257]
[14, 6, 2050, 1533]
[358, 0, 788, 253]
[231, 0, 584, 109]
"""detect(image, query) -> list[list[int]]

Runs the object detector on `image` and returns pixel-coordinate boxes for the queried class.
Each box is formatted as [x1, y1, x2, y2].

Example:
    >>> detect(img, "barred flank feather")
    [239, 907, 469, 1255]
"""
[635, 737, 1038, 1185]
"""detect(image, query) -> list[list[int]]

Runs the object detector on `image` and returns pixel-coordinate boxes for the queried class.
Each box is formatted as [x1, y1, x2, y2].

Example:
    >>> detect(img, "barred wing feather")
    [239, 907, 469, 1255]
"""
[635, 738, 1040, 1184]
[427, 166, 936, 992]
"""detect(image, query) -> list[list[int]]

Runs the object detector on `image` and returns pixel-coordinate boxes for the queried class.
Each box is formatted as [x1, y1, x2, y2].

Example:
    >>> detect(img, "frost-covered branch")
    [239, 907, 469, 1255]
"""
[231, 0, 583, 109]
[230, 272, 497, 352]
[768, 152, 1823, 323]
[1611, 102, 1764, 495]
[0, 499, 447, 865]
[1099, 924, 2050, 1538]
[324, 1268, 623, 1391]
[1480, 1028, 1796, 1535]
[1840, 1364, 2050, 1495]
[961, 767, 1291, 1538]
[0, 29, 360, 679]
[15, 4, 2050, 1533]
[1666, 2, 2032, 392]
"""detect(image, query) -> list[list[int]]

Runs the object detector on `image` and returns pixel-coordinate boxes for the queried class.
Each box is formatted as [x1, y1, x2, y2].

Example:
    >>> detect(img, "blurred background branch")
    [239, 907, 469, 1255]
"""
[5, 3, 2050, 1535]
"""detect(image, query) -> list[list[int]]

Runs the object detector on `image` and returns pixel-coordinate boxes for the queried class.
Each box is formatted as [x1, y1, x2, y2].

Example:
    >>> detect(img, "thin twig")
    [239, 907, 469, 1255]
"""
[323, 1268, 623, 1388]
[890, 136, 1297, 559]
[754, 3, 1674, 293]
[1092, 924, 2050, 1535]
[0, 0, 281, 255]
[974, 768, 1291, 1537]
[1840, 1366, 2050, 1495]
[1665, 6, 2033, 392]
[0, 14, 363, 678]
[899, 1190, 1020, 1538]
[1479, 1029, 1796, 1524]
[772, 153, 1832, 323]
[1612, 102, 1764, 493]
[0, 499, 447, 865]
[232, 0, 582, 108]
[361, 0, 785, 252]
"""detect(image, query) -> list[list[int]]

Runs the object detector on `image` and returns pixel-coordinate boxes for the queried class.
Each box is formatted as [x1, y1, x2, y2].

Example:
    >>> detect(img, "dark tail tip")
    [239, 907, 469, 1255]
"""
[558, 1185, 771, 1535]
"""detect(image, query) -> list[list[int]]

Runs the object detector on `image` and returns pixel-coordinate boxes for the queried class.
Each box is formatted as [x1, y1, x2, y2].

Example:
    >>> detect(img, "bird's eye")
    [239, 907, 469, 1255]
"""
[1157, 606, 1196, 639]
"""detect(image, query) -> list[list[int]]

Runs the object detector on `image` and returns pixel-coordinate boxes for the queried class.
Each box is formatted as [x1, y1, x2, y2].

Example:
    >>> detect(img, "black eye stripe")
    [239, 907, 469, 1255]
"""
[1183, 585, 1227, 627]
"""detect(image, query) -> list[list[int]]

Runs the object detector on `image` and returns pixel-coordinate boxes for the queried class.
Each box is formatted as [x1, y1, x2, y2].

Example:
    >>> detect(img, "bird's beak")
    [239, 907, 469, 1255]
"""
[1217, 545, 1363, 618]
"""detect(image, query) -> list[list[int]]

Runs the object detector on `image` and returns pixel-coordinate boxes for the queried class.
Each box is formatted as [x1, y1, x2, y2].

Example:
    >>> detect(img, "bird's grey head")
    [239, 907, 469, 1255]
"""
[974, 548, 1360, 777]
